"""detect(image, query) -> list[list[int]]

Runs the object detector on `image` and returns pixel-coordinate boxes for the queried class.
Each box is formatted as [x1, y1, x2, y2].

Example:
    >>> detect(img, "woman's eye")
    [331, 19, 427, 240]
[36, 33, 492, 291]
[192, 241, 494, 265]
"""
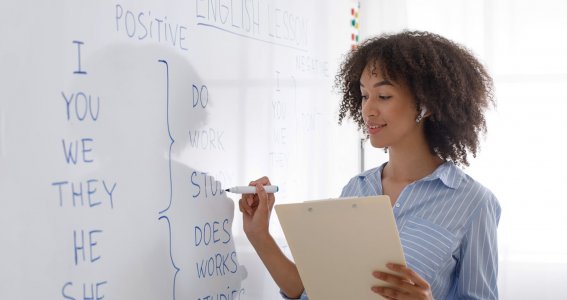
[379, 95, 392, 100]
[361, 95, 369, 101]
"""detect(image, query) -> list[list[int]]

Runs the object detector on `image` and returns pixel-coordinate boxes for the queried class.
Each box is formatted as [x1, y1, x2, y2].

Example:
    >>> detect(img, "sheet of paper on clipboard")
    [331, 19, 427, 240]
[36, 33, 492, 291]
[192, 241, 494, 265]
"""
[275, 196, 406, 300]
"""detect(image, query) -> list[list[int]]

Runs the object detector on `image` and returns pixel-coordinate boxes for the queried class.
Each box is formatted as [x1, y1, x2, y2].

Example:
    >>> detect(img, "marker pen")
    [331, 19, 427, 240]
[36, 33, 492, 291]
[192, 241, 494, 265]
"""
[225, 185, 279, 194]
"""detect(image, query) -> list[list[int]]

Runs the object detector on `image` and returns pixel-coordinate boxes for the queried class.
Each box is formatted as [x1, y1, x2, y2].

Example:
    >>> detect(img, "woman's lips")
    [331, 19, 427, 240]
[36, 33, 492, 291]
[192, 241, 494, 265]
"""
[366, 122, 386, 134]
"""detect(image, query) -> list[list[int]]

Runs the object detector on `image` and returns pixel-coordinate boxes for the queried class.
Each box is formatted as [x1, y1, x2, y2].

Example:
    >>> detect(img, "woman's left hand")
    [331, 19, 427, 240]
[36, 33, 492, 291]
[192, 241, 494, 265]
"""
[371, 263, 434, 300]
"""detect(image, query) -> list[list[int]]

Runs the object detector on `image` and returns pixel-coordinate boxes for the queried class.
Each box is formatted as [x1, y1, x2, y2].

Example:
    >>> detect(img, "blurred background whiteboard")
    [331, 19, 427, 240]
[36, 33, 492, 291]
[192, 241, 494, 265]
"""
[360, 1, 567, 299]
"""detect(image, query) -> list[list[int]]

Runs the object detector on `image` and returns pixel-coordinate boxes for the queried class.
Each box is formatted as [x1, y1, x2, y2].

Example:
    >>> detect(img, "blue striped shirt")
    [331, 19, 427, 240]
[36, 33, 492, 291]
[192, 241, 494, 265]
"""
[282, 161, 500, 300]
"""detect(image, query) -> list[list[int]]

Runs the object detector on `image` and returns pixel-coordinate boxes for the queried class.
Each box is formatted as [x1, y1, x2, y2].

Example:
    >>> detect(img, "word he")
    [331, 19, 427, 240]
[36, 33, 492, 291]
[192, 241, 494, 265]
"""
[198, 287, 246, 300]
[115, 4, 188, 51]
[61, 281, 107, 300]
[188, 128, 225, 151]
[196, 250, 239, 279]
[52, 179, 117, 209]
[194, 219, 231, 247]
[62, 91, 100, 122]
[191, 171, 224, 198]
[72, 229, 103, 266]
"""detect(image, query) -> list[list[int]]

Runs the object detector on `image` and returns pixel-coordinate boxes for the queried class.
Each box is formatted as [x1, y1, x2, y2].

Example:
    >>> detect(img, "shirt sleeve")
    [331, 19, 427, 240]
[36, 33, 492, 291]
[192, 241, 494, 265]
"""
[280, 289, 308, 300]
[457, 194, 501, 299]
[339, 175, 360, 197]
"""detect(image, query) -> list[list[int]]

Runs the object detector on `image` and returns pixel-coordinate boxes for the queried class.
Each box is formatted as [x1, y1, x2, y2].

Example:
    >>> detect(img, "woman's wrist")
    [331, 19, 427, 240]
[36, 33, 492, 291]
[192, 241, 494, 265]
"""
[246, 230, 274, 249]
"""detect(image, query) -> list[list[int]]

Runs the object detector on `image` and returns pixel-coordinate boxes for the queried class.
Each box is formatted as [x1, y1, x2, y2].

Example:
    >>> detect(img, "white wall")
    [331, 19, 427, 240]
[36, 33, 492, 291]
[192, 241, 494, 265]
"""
[360, 0, 567, 298]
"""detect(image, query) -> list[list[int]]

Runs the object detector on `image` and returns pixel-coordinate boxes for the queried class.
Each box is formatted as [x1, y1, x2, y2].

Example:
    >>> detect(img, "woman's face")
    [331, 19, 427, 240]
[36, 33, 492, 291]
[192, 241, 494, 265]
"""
[360, 63, 422, 149]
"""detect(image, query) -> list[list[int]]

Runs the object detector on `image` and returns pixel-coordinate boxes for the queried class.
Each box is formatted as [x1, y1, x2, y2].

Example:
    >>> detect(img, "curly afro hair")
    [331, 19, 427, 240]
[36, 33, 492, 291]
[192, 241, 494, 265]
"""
[336, 30, 494, 166]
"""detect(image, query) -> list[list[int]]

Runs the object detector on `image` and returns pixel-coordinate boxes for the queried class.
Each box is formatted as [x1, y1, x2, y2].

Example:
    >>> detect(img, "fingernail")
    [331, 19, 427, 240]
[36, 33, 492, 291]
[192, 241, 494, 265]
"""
[371, 286, 383, 293]
[387, 263, 395, 269]
[247, 197, 253, 206]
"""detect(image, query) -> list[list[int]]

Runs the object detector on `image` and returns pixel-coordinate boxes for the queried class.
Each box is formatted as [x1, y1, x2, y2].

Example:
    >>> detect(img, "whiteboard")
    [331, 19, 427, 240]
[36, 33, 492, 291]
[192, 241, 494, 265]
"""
[0, 1, 359, 299]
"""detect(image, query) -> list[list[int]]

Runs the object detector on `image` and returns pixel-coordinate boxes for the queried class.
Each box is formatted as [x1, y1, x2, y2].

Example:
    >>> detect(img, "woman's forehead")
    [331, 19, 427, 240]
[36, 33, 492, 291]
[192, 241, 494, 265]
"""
[361, 64, 396, 86]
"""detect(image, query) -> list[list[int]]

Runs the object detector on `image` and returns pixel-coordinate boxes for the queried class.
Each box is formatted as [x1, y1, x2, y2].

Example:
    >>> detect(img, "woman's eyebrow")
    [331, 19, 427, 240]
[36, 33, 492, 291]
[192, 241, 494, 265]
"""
[360, 80, 393, 88]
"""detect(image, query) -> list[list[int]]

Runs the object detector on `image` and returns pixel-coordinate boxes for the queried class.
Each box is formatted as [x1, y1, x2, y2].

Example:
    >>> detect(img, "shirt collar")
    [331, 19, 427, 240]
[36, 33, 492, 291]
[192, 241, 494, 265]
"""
[358, 161, 464, 190]
[419, 161, 463, 189]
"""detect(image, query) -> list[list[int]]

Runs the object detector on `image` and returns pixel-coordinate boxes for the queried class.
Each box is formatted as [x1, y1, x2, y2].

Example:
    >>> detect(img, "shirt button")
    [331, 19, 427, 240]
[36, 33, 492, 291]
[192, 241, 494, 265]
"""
[395, 203, 401, 208]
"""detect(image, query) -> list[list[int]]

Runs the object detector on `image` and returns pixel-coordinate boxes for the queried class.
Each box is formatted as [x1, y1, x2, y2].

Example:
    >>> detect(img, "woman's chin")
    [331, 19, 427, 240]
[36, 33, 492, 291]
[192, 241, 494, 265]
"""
[369, 139, 387, 149]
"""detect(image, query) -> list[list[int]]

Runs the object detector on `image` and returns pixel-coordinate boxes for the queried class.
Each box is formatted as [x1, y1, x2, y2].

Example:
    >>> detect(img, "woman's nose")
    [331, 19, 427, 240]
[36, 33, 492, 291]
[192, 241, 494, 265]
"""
[362, 99, 377, 117]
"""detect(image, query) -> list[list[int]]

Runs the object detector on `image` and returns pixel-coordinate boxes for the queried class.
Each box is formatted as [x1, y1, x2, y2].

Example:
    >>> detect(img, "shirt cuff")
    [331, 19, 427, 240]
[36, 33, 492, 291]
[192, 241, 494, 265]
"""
[279, 289, 308, 300]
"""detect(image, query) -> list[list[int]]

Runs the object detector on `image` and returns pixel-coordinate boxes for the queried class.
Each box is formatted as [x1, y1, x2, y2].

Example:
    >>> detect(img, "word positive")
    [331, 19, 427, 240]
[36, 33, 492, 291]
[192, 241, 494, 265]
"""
[115, 4, 189, 51]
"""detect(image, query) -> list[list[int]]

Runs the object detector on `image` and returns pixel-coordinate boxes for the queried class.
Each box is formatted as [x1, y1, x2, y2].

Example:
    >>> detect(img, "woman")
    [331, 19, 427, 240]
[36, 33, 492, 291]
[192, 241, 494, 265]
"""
[239, 31, 501, 300]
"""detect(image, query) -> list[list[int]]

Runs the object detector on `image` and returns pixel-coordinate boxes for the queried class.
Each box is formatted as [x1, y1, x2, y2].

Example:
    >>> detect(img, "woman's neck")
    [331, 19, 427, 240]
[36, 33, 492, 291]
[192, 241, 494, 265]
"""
[384, 144, 444, 183]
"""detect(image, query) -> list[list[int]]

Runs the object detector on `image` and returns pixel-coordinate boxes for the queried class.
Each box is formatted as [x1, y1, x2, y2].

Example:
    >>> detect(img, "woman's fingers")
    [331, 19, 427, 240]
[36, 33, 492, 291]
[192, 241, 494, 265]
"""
[239, 177, 276, 217]
[386, 263, 430, 289]
[239, 195, 254, 215]
[251, 176, 271, 186]
[255, 183, 271, 213]
[371, 264, 433, 300]
[248, 177, 275, 211]
[372, 270, 418, 292]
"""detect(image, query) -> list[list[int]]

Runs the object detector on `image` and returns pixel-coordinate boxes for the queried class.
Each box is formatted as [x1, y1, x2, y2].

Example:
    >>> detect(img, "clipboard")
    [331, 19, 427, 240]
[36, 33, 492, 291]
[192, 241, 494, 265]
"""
[275, 196, 406, 300]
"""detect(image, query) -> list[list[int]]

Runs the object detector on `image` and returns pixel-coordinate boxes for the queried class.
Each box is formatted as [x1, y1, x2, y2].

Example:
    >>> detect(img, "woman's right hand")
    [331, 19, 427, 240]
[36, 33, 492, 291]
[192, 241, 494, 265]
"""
[239, 176, 276, 242]
[238, 177, 304, 297]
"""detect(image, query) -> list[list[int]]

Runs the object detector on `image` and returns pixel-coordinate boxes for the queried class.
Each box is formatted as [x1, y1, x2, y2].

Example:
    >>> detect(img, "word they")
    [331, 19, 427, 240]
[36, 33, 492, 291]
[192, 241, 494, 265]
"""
[52, 179, 117, 209]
